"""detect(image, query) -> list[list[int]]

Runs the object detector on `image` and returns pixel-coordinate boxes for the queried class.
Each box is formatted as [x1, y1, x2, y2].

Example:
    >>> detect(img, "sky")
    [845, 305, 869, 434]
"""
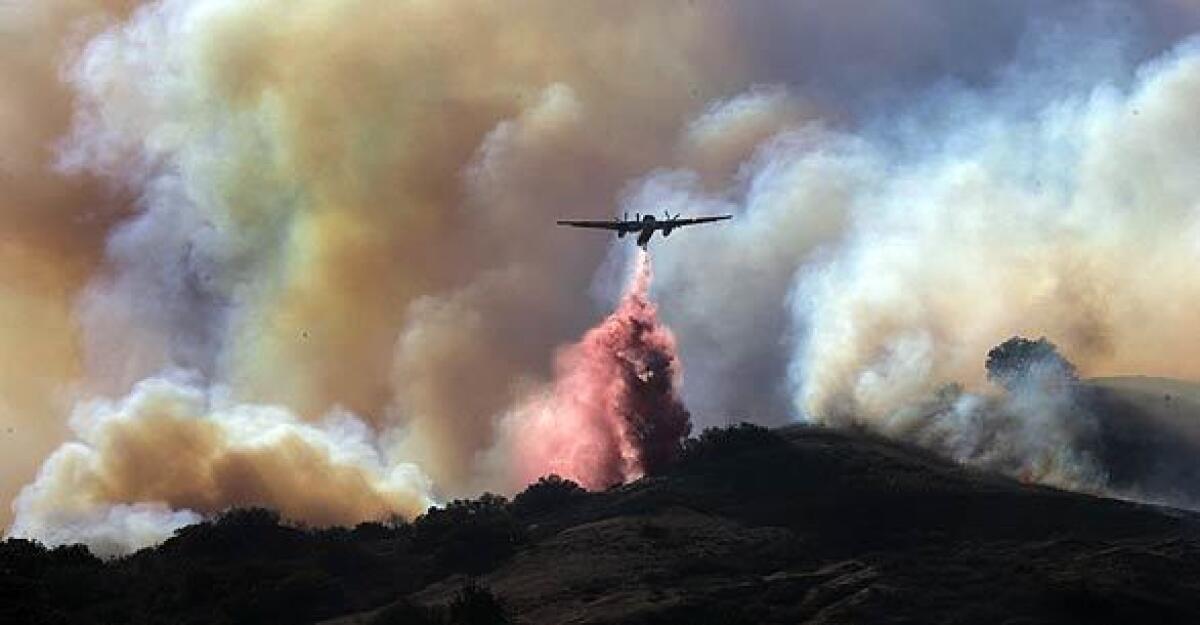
[4, 0, 1200, 554]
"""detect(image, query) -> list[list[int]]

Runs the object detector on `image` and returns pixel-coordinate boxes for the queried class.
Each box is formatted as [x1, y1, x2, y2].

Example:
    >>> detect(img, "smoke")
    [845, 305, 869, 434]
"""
[783, 40, 1200, 481]
[890, 354, 1105, 490]
[505, 251, 691, 490]
[5, 0, 737, 548]
[0, 0, 140, 535]
[9, 374, 433, 556]
[8, 0, 1200, 553]
[634, 11, 1200, 495]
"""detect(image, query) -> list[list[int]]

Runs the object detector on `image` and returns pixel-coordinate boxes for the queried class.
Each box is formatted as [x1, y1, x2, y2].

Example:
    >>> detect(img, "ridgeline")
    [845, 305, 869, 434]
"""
[6, 424, 1200, 625]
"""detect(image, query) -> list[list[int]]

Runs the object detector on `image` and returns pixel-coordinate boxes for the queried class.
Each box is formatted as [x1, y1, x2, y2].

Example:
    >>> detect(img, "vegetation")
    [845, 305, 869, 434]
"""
[5, 423, 1200, 624]
[0, 430, 767, 625]
[985, 336, 1078, 390]
[510, 474, 588, 519]
[0, 496, 524, 625]
[445, 581, 514, 625]
[0, 425, 762, 624]
[412, 493, 526, 576]
[677, 422, 785, 469]
[368, 582, 512, 625]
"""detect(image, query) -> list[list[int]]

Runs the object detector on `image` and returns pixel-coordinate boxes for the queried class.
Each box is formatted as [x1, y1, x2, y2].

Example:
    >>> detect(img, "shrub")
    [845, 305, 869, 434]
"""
[413, 494, 525, 575]
[511, 474, 587, 518]
[678, 423, 782, 468]
[447, 581, 513, 625]
[165, 507, 306, 560]
[216, 506, 282, 529]
[0, 538, 50, 577]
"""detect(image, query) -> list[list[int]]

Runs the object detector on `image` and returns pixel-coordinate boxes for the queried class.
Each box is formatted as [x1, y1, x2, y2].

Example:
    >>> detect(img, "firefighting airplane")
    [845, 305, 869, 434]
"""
[557, 210, 732, 248]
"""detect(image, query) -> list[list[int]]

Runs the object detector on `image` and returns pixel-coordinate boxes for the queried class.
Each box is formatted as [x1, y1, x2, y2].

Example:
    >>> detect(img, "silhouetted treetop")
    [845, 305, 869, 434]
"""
[985, 336, 1078, 390]
[512, 474, 588, 518]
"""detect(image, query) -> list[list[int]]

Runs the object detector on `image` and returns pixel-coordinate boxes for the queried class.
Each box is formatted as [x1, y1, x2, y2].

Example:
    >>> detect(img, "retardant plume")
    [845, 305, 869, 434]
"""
[506, 251, 691, 490]
[9, 375, 433, 557]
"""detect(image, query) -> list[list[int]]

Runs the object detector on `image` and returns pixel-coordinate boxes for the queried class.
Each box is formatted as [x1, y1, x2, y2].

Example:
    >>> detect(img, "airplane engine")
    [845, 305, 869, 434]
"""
[618, 230, 626, 238]
[663, 227, 674, 237]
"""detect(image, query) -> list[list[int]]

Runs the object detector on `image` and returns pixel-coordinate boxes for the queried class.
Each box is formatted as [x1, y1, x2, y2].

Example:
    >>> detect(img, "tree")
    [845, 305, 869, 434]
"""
[511, 475, 587, 518]
[413, 494, 525, 575]
[985, 336, 1078, 390]
[679, 423, 780, 465]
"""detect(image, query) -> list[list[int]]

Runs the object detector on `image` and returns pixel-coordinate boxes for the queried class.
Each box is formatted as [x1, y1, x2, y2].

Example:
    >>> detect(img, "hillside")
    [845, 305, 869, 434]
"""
[1082, 377, 1200, 507]
[6, 424, 1200, 625]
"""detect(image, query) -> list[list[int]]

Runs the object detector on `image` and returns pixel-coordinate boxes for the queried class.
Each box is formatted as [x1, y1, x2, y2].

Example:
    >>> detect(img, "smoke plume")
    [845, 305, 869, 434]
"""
[506, 251, 691, 490]
[9, 374, 433, 556]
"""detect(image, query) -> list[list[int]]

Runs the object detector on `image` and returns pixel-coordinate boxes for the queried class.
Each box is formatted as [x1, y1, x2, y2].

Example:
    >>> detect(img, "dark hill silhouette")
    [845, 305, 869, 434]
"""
[6, 423, 1200, 625]
[1083, 377, 1200, 507]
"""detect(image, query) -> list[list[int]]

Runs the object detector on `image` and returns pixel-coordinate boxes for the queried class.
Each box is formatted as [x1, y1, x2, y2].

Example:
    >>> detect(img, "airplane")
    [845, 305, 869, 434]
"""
[557, 210, 732, 248]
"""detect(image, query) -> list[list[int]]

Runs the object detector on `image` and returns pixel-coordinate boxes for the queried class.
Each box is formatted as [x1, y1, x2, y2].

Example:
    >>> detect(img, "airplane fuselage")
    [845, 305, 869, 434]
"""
[633, 215, 664, 247]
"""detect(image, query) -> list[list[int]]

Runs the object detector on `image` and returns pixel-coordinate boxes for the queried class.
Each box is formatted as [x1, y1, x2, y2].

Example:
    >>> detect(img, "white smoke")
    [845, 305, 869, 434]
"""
[649, 33, 1200, 487]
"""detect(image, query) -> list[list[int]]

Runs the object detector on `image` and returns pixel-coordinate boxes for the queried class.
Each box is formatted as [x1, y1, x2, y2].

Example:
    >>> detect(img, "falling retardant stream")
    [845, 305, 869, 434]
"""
[511, 250, 692, 490]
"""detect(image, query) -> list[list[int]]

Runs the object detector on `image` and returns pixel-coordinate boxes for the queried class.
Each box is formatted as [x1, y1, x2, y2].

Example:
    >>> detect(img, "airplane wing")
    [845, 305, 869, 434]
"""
[556, 219, 629, 230]
[665, 215, 733, 227]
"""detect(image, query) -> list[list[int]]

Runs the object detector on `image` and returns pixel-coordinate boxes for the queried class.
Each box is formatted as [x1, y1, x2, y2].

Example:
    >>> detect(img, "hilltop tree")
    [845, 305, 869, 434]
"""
[985, 336, 1078, 391]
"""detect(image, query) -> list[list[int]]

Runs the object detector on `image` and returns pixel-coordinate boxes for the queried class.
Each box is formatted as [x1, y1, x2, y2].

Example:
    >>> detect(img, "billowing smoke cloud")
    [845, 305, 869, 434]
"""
[506, 251, 691, 490]
[9, 374, 432, 556]
[889, 352, 1105, 490]
[785, 40, 1200, 481]
[643, 23, 1200, 492]
[4, 0, 741, 549]
[8, 0, 1200, 553]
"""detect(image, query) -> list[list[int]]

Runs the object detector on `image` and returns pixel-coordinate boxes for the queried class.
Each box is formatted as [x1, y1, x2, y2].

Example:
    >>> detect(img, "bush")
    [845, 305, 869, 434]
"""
[352, 521, 401, 541]
[413, 494, 511, 541]
[447, 582, 513, 625]
[511, 475, 587, 518]
[413, 494, 525, 575]
[367, 583, 514, 625]
[166, 507, 301, 558]
[678, 423, 782, 468]
[0, 538, 50, 577]
[216, 506, 282, 529]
